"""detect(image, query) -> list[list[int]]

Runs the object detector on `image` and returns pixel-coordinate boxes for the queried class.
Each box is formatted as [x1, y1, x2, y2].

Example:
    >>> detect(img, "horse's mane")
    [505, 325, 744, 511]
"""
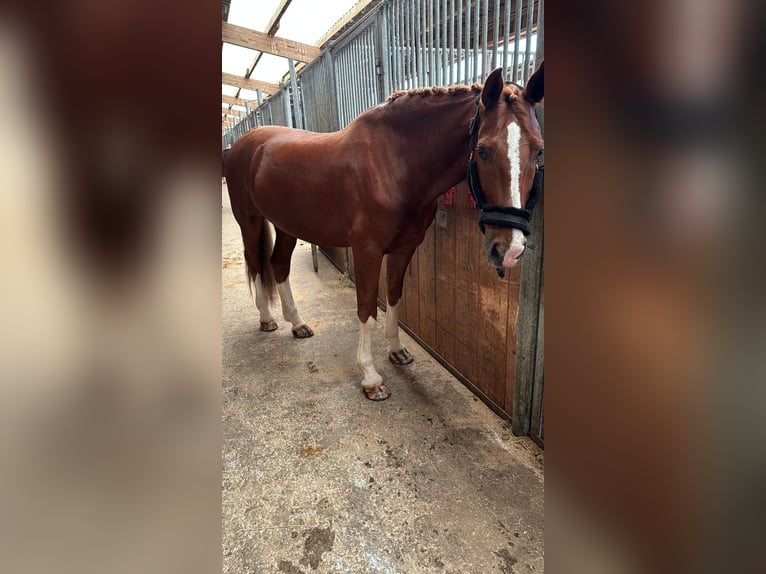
[384, 82, 522, 105]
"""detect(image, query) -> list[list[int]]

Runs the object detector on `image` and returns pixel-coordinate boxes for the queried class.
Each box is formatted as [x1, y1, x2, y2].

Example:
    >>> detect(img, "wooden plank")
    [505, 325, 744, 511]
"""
[529, 269, 544, 441]
[512, 186, 544, 436]
[452, 182, 479, 384]
[401, 243, 421, 333]
[222, 23, 321, 63]
[222, 73, 280, 95]
[417, 222, 437, 348]
[434, 199, 457, 366]
[319, 246, 346, 273]
[265, 0, 293, 36]
[222, 95, 249, 108]
[503, 256, 523, 414]
[477, 253, 510, 408]
[378, 255, 388, 308]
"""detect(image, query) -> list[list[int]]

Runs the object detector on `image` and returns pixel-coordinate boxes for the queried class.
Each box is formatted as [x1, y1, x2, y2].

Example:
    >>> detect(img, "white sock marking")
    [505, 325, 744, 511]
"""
[276, 281, 304, 328]
[385, 301, 403, 353]
[356, 317, 383, 388]
[254, 275, 274, 323]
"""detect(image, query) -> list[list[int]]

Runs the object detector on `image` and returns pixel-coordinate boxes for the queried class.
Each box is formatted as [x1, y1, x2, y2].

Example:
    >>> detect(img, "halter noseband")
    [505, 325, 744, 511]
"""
[466, 99, 543, 235]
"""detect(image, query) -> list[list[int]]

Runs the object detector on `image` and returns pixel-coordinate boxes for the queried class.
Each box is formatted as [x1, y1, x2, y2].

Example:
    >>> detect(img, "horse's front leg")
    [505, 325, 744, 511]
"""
[383, 247, 417, 366]
[351, 246, 388, 400]
[271, 229, 313, 338]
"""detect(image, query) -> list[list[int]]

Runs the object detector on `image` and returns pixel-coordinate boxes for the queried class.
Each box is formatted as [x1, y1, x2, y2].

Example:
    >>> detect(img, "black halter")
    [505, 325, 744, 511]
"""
[466, 99, 543, 235]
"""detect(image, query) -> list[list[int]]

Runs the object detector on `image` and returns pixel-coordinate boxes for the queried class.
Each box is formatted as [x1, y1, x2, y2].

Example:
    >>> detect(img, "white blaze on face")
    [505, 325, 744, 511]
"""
[504, 121, 526, 267]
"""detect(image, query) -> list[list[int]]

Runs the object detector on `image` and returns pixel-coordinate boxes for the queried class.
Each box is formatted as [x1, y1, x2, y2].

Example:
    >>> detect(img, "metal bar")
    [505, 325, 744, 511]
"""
[427, 0, 439, 86]
[282, 86, 292, 127]
[503, 0, 511, 79]
[473, 0, 480, 82]
[349, 43, 358, 119]
[367, 27, 376, 106]
[440, 0, 447, 85]
[416, 0, 424, 86]
[408, 3, 418, 89]
[366, 28, 374, 106]
[535, 0, 543, 61]
[288, 58, 303, 129]
[482, 0, 489, 79]
[492, 0, 500, 70]
[457, 0, 463, 83]
[350, 42, 360, 118]
[397, 0, 405, 90]
[464, 0, 470, 83]
[415, 0, 422, 86]
[524, 0, 534, 83]
[513, 0, 522, 83]
[449, 0, 455, 84]
[380, 6, 392, 98]
[435, 0, 441, 85]
[390, 0, 398, 91]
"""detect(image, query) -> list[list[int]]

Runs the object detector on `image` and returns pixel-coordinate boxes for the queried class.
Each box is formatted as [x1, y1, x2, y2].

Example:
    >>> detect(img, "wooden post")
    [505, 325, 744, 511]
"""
[512, 0, 544, 437]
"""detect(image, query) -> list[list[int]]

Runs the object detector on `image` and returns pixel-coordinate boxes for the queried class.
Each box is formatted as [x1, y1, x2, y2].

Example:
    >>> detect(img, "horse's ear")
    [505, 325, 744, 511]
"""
[524, 60, 544, 104]
[481, 68, 505, 108]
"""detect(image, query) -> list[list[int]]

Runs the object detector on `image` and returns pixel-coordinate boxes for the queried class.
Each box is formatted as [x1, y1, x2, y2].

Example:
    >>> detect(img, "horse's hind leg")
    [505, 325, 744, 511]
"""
[270, 229, 313, 339]
[242, 221, 277, 332]
[383, 248, 417, 366]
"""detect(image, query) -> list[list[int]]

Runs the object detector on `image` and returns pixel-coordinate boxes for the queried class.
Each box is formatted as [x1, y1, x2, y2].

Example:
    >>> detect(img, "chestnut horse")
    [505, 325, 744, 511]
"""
[224, 63, 544, 400]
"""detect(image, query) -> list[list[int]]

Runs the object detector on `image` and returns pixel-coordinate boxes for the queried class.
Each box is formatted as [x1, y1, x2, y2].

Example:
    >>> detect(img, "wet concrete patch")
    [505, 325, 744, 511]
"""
[299, 527, 335, 570]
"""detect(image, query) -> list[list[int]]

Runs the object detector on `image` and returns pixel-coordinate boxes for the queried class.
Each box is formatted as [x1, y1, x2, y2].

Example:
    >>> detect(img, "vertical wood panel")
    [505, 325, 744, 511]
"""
[417, 222, 437, 348]
[477, 256, 509, 407]
[378, 254, 388, 307]
[401, 245, 421, 332]
[319, 246, 346, 273]
[503, 263, 523, 414]
[452, 183, 480, 384]
[434, 199, 457, 366]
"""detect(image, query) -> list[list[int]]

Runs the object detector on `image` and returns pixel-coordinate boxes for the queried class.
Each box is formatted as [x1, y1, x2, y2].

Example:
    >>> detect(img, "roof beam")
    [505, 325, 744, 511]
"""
[265, 0, 293, 36]
[222, 22, 321, 63]
[221, 73, 279, 95]
[222, 95, 249, 108]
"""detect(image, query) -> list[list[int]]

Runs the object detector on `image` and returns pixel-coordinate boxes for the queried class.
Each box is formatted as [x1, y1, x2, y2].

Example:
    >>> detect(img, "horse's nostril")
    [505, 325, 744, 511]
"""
[490, 243, 502, 261]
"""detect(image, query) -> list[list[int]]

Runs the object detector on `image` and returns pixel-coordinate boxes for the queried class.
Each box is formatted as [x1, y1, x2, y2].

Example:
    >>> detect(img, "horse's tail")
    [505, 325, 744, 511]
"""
[247, 219, 277, 304]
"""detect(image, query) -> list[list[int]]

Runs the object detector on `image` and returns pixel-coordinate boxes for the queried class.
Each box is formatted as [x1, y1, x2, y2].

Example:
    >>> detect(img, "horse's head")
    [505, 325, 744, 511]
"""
[470, 61, 544, 271]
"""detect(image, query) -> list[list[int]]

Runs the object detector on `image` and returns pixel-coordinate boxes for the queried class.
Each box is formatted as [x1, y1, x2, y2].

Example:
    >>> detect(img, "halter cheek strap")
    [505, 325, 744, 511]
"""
[466, 99, 543, 235]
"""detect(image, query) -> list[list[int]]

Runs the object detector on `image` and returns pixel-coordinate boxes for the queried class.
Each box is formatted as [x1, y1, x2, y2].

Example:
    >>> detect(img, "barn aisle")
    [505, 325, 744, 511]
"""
[222, 185, 543, 573]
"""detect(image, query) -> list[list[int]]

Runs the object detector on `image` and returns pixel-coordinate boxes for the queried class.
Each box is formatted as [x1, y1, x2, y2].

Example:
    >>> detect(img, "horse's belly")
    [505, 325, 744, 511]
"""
[253, 179, 351, 247]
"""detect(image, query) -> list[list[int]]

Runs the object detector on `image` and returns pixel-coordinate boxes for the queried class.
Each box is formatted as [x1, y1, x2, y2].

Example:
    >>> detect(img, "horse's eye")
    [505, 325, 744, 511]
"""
[536, 148, 544, 159]
[477, 147, 489, 161]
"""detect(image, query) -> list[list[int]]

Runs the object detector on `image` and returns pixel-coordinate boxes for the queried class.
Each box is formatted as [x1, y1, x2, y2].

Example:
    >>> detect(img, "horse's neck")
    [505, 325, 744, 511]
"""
[381, 95, 475, 205]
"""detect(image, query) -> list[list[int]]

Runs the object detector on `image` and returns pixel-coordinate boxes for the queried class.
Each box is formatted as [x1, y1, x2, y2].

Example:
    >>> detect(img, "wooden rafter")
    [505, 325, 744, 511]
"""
[221, 73, 279, 95]
[222, 22, 320, 63]
[265, 0, 293, 36]
[222, 94, 249, 108]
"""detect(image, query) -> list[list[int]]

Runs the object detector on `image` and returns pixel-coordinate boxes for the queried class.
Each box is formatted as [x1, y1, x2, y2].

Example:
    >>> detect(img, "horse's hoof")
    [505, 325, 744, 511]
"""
[388, 348, 414, 365]
[292, 325, 314, 338]
[260, 320, 278, 332]
[363, 384, 391, 401]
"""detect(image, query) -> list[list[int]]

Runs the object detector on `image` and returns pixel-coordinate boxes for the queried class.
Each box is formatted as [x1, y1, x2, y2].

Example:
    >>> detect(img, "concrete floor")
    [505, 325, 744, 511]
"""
[222, 185, 544, 573]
